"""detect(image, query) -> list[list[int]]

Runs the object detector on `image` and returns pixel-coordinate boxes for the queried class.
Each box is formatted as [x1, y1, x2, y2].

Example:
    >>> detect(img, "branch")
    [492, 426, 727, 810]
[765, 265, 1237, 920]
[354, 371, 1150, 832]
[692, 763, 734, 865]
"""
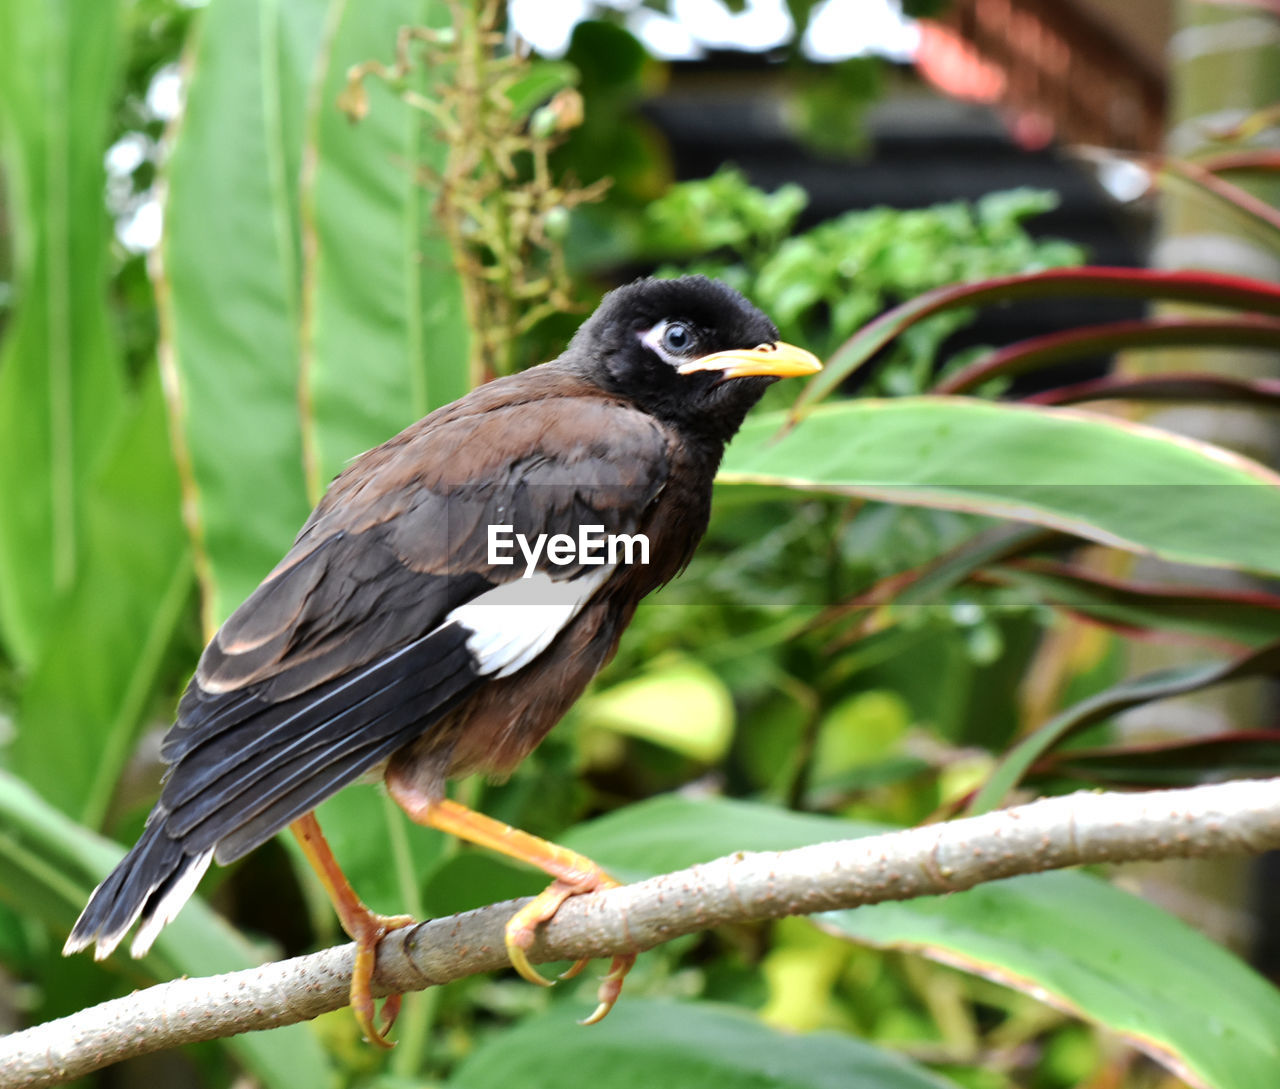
[7, 779, 1280, 1088]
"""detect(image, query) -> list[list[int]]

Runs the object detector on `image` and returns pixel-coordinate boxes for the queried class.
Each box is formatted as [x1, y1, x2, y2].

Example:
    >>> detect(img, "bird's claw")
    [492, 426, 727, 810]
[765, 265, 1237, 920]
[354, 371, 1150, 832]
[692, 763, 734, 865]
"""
[504, 879, 577, 987]
[503, 874, 634, 1022]
[558, 958, 589, 981]
[349, 911, 414, 1048]
[579, 954, 636, 1025]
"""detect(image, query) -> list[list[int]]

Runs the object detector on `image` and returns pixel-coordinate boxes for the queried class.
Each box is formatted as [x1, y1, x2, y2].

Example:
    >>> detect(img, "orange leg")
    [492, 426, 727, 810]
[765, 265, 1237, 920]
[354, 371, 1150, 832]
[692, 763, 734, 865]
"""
[290, 813, 414, 1047]
[387, 785, 635, 1024]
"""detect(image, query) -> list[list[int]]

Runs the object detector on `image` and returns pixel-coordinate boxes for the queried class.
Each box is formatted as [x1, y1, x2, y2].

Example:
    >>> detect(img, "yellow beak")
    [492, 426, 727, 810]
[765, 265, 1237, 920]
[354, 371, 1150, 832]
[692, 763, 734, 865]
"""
[677, 341, 823, 380]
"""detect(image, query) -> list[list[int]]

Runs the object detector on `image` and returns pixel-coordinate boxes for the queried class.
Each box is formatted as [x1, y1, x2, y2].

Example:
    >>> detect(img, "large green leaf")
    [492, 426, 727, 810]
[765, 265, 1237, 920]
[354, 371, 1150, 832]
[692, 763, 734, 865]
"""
[162, 0, 474, 620]
[0, 1, 194, 825]
[10, 376, 193, 823]
[288, 7, 473, 1066]
[564, 795, 1280, 1089]
[0, 0, 126, 666]
[829, 873, 1278, 1089]
[448, 998, 959, 1089]
[719, 399, 1280, 578]
[300, 0, 470, 493]
[157, 0, 327, 628]
[0, 770, 333, 1088]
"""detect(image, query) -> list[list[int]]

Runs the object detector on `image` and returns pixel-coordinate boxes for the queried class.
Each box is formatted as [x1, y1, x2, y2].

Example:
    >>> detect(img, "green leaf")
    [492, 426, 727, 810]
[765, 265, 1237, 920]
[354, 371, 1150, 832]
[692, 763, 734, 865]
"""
[0, 0, 127, 666]
[300, 0, 470, 494]
[719, 399, 1280, 578]
[642, 167, 808, 259]
[448, 998, 959, 1089]
[832, 873, 1280, 1089]
[787, 58, 881, 156]
[11, 375, 193, 823]
[157, 0, 326, 627]
[985, 560, 1280, 648]
[565, 795, 1280, 1089]
[823, 523, 1052, 639]
[1036, 731, 1280, 788]
[0, 769, 333, 1088]
[504, 61, 578, 120]
[970, 640, 1280, 814]
[1158, 158, 1280, 250]
[578, 657, 735, 762]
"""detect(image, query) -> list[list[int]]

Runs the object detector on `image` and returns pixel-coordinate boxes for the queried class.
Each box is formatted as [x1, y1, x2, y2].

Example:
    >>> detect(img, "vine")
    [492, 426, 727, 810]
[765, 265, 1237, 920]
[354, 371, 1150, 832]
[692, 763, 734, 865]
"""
[340, 0, 607, 382]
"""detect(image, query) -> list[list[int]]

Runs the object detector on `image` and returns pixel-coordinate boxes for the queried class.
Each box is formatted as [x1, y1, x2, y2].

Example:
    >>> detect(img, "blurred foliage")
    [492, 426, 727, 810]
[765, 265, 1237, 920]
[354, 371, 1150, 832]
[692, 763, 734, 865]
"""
[2, 2, 1280, 1089]
[787, 57, 884, 156]
[643, 166, 1081, 374]
[339, 3, 609, 381]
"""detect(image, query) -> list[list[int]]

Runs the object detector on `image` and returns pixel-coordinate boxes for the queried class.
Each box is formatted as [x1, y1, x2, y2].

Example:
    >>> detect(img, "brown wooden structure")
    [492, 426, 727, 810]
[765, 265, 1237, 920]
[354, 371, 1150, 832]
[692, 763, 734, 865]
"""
[917, 0, 1167, 151]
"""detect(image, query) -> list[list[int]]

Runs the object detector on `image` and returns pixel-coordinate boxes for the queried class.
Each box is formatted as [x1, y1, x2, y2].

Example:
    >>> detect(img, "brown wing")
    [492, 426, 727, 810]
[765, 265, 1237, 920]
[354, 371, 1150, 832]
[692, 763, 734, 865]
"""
[153, 369, 671, 862]
[195, 381, 668, 697]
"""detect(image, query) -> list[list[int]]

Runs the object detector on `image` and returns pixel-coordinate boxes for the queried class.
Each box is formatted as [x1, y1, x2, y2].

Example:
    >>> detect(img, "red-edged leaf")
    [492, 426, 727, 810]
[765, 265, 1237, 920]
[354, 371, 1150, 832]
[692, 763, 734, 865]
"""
[969, 639, 1280, 814]
[1032, 730, 1280, 788]
[1200, 150, 1280, 174]
[1202, 101, 1280, 144]
[982, 559, 1280, 648]
[1027, 371, 1280, 408]
[1158, 158, 1280, 243]
[793, 268, 1280, 415]
[935, 316, 1280, 395]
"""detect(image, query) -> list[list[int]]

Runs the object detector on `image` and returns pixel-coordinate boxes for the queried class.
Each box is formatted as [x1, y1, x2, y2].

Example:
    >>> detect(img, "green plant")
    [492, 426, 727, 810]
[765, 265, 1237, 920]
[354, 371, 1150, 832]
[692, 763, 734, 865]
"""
[340, 1, 607, 384]
[644, 168, 1081, 372]
[5, 3, 1280, 1088]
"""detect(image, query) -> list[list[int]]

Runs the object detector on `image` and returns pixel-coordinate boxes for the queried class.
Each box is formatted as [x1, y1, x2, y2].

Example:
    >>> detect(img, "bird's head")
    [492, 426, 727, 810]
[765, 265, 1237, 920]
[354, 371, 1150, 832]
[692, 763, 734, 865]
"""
[565, 276, 821, 443]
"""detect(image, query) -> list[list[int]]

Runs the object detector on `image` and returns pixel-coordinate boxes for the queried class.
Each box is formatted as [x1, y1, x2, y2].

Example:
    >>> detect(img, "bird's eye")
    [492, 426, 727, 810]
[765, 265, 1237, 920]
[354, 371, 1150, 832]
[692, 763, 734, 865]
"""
[661, 322, 693, 354]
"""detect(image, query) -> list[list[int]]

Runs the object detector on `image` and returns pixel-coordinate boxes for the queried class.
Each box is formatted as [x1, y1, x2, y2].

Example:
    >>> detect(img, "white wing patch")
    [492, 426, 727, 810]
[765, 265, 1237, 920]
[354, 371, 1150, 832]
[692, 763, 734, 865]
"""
[447, 568, 611, 678]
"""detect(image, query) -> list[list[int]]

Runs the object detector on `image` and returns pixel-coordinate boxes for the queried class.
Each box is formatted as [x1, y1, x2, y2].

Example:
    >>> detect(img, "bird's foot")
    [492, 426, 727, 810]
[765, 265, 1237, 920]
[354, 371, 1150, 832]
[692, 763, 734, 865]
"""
[290, 814, 416, 1048]
[348, 910, 415, 1048]
[505, 872, 635, 1023]
[385, 794, 638, 1024]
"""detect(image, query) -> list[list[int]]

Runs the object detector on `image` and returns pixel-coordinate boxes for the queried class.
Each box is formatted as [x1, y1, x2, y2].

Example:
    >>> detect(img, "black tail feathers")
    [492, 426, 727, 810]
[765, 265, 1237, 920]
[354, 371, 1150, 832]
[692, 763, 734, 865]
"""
[62, 623, 480, 960]
[62, 819, 213, 960]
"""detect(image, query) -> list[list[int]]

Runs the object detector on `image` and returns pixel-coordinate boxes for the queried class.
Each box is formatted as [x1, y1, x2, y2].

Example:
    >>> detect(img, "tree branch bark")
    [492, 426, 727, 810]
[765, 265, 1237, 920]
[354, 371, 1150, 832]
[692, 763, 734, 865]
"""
[6, 778, 1280, 1088]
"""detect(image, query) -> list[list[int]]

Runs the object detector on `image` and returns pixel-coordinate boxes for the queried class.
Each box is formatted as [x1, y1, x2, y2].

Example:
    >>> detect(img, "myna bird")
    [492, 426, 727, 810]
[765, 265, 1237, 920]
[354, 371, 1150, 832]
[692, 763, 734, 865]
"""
[63, 275, 821, 1044]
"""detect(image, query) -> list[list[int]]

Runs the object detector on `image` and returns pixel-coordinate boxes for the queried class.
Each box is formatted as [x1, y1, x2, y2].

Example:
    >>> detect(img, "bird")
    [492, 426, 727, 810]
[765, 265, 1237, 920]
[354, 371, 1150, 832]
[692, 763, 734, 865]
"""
[63, 275, 822, 1045]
